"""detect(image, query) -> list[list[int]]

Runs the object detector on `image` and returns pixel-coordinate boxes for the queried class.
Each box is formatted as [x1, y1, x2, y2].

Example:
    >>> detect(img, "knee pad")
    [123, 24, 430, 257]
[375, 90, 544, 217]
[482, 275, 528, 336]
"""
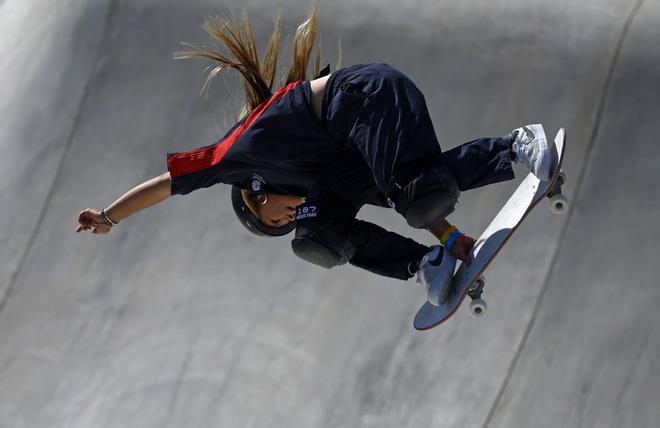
[404, 191, 458, 229]
[388, 164, 460, 229]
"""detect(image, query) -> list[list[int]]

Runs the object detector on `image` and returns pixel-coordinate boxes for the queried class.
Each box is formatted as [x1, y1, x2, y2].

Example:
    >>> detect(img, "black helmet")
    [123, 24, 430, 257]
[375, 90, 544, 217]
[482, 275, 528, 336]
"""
[231, 186, 296, 237]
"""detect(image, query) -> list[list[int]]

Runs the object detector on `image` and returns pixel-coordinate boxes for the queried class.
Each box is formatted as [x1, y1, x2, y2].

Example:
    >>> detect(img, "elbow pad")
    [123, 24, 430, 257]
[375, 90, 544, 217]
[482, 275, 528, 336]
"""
[291, 193, 358, 269]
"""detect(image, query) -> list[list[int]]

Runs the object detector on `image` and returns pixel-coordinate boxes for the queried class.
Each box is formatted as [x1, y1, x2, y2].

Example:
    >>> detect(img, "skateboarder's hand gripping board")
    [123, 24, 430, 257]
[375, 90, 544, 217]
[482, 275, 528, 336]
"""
[450, 235, 475, 267]
[429, 221, 475, 267]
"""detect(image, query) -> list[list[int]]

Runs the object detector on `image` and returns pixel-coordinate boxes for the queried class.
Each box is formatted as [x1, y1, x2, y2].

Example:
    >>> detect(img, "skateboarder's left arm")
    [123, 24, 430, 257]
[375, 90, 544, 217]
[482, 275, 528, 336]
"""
[428, 219, 452, 238]
[428, 219, 475, 266]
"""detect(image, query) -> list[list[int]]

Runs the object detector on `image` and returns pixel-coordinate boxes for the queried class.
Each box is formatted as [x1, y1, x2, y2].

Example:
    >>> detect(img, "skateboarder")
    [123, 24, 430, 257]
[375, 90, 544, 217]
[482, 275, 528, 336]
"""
[75, 9, 555, 305]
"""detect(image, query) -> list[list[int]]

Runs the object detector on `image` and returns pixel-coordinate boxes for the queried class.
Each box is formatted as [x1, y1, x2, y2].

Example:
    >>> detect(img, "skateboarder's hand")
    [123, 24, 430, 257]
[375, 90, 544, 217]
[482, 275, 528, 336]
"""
[451, 235, 475, 266]
[76, 209, 112, 235]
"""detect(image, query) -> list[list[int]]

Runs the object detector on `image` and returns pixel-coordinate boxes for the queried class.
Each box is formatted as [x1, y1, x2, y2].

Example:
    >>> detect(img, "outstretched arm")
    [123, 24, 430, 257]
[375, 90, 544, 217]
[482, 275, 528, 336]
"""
[76, 172, 172, 234]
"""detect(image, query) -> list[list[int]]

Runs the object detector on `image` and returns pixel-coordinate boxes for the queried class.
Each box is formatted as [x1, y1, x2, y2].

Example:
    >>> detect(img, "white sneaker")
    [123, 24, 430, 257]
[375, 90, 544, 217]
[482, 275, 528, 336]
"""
[511, 124, 555, 181]
[416, 246, 457, 306]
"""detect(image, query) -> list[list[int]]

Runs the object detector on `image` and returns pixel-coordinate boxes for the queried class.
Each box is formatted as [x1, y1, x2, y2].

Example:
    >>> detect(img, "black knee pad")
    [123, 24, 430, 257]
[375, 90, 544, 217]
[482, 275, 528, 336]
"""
[388, 164, 460, 229]
[404, 191, 458, 228]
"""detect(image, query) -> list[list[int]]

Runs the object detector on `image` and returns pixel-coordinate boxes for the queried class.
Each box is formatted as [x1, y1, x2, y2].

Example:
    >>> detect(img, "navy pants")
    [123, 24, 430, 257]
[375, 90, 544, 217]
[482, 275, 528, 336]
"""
[299, 64, 516, 280]
[322, 63, 515, 194]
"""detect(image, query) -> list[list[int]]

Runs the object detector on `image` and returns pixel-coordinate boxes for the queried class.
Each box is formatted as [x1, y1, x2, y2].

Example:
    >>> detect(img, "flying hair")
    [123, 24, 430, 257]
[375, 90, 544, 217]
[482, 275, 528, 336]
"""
[174, 6, 340, 117]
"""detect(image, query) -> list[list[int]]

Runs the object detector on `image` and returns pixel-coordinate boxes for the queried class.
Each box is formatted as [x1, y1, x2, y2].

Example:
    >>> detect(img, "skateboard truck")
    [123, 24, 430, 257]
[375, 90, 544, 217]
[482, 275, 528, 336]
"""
[467, 276, 487, 318]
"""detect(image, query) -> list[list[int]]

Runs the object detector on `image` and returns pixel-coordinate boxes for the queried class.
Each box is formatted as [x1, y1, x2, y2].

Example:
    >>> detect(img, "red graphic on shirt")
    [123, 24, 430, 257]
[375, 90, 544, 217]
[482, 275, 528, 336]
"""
[167, 81, 302, 178]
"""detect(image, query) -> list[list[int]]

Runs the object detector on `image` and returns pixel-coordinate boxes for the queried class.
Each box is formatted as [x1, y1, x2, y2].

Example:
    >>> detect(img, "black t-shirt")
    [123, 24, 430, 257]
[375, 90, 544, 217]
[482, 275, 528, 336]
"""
[167, 80, 345, 197]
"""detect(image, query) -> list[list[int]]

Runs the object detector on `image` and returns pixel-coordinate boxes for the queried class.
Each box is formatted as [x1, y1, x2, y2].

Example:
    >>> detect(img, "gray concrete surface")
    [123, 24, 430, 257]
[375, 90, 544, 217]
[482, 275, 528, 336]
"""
[1, 0, 658, 427]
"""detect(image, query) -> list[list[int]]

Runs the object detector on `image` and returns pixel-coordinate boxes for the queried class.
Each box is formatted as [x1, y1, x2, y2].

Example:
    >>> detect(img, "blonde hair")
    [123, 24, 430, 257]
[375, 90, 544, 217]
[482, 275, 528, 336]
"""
[174, 6, 340, 117]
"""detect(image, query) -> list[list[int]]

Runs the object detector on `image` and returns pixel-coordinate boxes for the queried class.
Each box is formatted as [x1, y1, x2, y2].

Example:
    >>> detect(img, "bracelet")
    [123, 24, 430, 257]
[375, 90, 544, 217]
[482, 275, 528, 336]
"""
[444, 230, 462, 252]
[101, 208, 119, 226]
[439, 225, 458, 245]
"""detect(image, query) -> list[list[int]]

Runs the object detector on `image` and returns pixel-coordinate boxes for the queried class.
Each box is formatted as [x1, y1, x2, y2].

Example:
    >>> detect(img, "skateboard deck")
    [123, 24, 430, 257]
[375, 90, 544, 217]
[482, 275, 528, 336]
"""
[414, 128, 567, 330]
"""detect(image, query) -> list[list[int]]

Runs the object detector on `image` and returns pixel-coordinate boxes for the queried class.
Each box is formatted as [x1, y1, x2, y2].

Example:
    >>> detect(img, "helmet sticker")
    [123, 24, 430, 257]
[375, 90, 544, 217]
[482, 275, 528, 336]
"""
[250, 173, 266, 192]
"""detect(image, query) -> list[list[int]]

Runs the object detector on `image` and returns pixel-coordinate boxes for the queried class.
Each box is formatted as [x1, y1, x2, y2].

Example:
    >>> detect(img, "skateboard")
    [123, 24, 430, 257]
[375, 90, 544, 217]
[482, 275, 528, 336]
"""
[414, 128, 568, 330]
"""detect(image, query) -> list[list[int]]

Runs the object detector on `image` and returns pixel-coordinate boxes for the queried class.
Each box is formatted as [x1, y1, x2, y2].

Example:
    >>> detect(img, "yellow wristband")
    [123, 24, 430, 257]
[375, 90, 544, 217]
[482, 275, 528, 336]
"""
[440, 225, 458, 245]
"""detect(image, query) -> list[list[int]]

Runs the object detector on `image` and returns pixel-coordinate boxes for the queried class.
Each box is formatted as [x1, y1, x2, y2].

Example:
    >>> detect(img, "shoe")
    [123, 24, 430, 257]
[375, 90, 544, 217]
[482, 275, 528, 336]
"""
[510, 124, 555, 181]
[416, 245, 457, 306]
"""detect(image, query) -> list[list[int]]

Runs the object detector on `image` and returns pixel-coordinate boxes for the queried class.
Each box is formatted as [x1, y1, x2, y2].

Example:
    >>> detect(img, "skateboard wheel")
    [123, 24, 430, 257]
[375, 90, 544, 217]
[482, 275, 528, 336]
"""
[550, 194, 569, 215]
[469, 299, 488, 318]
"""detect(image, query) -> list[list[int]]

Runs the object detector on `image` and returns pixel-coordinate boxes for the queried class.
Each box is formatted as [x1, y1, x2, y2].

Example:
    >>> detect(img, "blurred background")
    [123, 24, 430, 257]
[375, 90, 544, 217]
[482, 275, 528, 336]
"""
[1, 0, 659, 427]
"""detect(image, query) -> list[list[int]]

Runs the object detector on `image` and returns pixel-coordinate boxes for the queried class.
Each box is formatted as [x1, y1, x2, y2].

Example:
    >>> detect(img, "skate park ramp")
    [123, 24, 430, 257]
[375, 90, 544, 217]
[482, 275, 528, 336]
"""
[1, 0, 659, 426]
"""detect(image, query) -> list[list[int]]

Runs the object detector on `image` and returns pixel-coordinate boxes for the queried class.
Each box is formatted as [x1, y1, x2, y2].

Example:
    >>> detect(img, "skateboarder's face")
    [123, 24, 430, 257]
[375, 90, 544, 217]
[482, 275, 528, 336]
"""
[253, 194, 305, 227]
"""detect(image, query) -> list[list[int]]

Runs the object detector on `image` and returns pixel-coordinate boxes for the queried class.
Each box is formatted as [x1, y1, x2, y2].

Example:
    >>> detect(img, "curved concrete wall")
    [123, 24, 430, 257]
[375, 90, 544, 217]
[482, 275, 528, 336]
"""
[1, 1, 658, 427]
